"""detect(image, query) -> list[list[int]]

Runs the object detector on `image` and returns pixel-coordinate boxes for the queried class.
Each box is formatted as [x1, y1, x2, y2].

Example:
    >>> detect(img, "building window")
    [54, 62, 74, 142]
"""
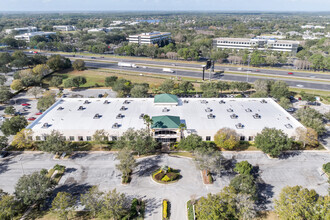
[112, 136, 117, 141]
[240, 136, 245, 141]
[86, 136, 92, 141]
[69, 136, 75, 141]
[36, 136, 41, 141]
[78, 136, 83, 141]
[206, 136, 211, 141]
[248, 136, 254, 141]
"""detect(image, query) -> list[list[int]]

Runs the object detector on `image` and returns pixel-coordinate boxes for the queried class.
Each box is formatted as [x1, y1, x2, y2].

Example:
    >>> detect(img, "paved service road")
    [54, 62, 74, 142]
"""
[0, 152, 329, 219]
[85, 61, 330, 91]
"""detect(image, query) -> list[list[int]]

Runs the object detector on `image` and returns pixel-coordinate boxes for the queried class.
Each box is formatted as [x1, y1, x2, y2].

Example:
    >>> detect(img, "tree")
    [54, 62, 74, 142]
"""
[50, 76, 63, 88]
[37, 92, 56, 111]
[295, 107, 326, 135]
[99, 189, 129, 219]
[234, 161, 253, 175]
[253, 79, 271, 94]
[295, 127, 318, 148]
[47, 55, 72, 71]
[0, 52, 13, 66]
[28, 87, 43, 99]
[0, 86, 12, 103]
[309, 54, 324, 70]
[178, 81, 194, 94]
[279, 97, 291, 109]
[217, 81, 230, 94]
[11, 129, 33, 149]
[32, 64, 50, 77]
[194, 147, 225, 174]
[0, 136, 8, 151]
[254, 128, 293, 157]
[39, 130, 72, 155]
[214, 128, 240, 150]
[201, 82, 218, 98]
[1, 116, 28, 136]
[71, 76, 87, 88]
[105, 76, 118, 87]
[111, 78, 132, 97]
[80, 186, 104, 218]
[10, 79, 23, 91]
[178, 134, 205, 151]
[270, 81, 289, 100]
[0, 75, 7, 86]
[250, 51, 265, 67]
[92, 129, 109, 144]
[275, 186, 329, 220]
[229, 174, 258, 200]
[14, 171, 54, 206]
[116, 148, 137, 180]
[142, 114, 152, 133]
[72, 59, 86, 71]
[4, 106, 15, 115]
[51, 192, 75, 220]
[115, 128, 158, 156]
[235, 82, 251, 93]
[131, 84, 148, 98]
[0, 192, 17, 220]
[159, 79, 175, 93]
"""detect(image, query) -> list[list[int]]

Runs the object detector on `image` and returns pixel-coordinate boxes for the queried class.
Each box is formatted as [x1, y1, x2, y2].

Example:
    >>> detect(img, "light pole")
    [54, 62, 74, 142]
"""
[247, 55, 250, 82]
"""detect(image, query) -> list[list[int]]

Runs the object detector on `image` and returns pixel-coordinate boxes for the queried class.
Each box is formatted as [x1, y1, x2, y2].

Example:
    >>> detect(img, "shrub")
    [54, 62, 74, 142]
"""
[40, 169, 48, 176]
[163, 200, 168, 220]
[234, 161, 253, 175]
[154, 172, 165, 181]
[53, 164, 66, 172]
[166, 172, 179, 181]
[323, 162, 330, 174]
[208, 173, 213, 183]
[162, 175, 171, 182]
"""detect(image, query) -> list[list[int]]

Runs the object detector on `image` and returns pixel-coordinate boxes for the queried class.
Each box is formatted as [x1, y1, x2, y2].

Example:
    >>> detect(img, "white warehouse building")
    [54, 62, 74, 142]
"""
[27, 94, 304, 143]
[128, 31, 171, 45]
[213, 37, 300, 54]
[14, 31, 56, 42]
[53, 25, 76, 31]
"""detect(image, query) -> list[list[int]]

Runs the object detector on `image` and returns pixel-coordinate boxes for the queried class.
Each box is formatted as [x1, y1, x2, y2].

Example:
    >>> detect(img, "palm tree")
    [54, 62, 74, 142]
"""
[143, 114, 153, 134]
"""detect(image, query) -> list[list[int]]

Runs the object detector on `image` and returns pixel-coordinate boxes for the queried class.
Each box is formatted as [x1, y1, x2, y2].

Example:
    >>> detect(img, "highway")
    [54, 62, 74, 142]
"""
[83, 61, 330, 91]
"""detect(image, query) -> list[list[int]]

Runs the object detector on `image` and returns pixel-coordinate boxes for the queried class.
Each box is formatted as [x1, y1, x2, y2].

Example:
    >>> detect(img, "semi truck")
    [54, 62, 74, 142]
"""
[118, 62, 137, 68]
[162, 68, 175, 73]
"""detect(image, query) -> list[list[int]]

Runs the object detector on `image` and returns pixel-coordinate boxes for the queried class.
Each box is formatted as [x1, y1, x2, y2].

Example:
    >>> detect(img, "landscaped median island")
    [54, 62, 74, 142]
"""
[45, 164, 66, 184]
[162, 199, 170, 220]
[152, 165, 181, 184]
[201, 170, 213, 184]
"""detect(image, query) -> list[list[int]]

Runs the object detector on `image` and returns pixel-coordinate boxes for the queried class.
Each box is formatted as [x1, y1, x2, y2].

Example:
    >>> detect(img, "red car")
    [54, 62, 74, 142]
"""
[288, 72, 294, 75]
[35, 112, 42, 115]
[21, 103, 30, 106]
[28, 117, 36, 121]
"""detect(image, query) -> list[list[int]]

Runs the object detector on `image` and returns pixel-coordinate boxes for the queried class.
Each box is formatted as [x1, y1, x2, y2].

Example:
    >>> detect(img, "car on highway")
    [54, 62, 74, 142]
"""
[254, 69, 260, 72]
[21, 103, 30, 106]
[296, 84, 304, 88]
[35, 112, 42, 115]
[28, 117, 36, 121]
[91, 57, 96, 59]
[288, 72, 294, 75]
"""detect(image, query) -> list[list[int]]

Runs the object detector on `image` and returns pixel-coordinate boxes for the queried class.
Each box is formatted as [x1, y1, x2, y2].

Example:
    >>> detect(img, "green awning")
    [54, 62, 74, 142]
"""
[151, 115, 181, 129]
[154, 94, 178, 104]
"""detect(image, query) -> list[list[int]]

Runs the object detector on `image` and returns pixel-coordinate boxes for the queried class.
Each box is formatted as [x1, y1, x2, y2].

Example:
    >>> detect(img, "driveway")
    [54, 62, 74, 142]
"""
[0, 151, 329, 219]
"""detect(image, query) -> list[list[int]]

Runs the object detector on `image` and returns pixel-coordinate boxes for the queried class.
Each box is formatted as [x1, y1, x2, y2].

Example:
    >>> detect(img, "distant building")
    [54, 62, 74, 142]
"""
[5, 26, 38, 35]
[301, 25, 326, 29]
[53, 25, 76, 31]
[110, 20, 124, 26]
[26, 95, 304, 143]
[87, 27, 124, 33]
[128, 31, 171, 45]
[212, 37, 300, 54]
[14, 31, 56, 42]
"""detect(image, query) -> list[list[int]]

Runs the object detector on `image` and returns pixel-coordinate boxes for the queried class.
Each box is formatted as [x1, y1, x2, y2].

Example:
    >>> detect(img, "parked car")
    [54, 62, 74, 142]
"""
[0, 151, 9, 158]
[14, 112, 22, 116]
[98, 94, 103, 98]
[286, 108, 295, 112]
[28, 117, 36, 121]
[35, 112, 42, 115]
[21, 103, 30, 106]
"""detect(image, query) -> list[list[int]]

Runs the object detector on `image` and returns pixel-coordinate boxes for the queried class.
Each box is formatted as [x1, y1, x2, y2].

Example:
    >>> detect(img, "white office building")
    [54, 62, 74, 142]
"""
[128, 32, 171, 45]
[27, 94, 304, 143]
[5, 26, 38, 35]
[213, 37, 300, 54]
[53, 25, 76, 31]
[14, 31, 56, 42]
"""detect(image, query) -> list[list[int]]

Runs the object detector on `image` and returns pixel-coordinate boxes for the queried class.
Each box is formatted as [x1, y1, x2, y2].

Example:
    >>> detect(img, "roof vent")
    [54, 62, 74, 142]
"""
[227, 108, 233, 112]
[230, 114, 238, 119]
[103, 100, 110, 104]
[77, 106, 85, 111]
[219, 100, 226, 104]
[184, 100, 189, 103]
[261, 99, 267, 103]
[42, 123, 49, 128]
[120, 106, 126, 111]
[245, 108, 252, 112]
[236, 123, 244, 129]
[112, 123, 120, 128]
[285, 124, 293, 129]
[207, 114, 215, 119]
[162, 107, 170, 112]
[93, 113, 101, 119]
[253, 113, 261, 119]
[57, 106, 64, 110]
[139, 113, 145, 119]
[116, 113, 123, 119]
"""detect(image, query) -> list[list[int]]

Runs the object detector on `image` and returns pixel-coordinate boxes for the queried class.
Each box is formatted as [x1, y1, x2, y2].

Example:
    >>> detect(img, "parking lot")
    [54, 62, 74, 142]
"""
[0, 151, 329, 219]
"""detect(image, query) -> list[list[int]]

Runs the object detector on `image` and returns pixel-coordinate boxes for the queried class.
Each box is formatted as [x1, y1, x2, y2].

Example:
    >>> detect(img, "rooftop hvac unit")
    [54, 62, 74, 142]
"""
[84, 100, 90, 104]
[77, 106, 84, 111]
[260, 99, 267, 103]
[205, 107, 212, 112]
[219, 100, 226, 104]
[116, 113, 124, 119]
[162, 107, 169, 112]
[93, 114, 101, 119]
[230, 114, 238, 119]
[139, 113, 145, 119]
[103, 100, 110, 104]
[120, 106, 126, 111]
[42, 123, 49, 128]
[57, 106, 64, 110]
[285, 124, 293, 129]
[207, 114, 215, 119]
[236, 123, 244, 129]
[112, 123, 120, 128]
[253, 113, 261, 119]
[245, 108, 252, 112]
[227, 108, 233, 112]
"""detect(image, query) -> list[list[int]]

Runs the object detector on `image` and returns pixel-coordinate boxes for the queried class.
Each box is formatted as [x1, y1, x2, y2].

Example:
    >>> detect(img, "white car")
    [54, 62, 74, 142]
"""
[296, 84, 304, 88]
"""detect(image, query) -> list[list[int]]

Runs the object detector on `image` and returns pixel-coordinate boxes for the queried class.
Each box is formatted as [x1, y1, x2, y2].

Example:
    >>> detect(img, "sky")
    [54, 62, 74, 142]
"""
[0, 0, 330, 12]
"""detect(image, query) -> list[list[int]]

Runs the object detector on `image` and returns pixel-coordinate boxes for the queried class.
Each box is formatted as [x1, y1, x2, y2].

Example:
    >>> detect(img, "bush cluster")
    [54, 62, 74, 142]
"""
[323, 162, 330, 174]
